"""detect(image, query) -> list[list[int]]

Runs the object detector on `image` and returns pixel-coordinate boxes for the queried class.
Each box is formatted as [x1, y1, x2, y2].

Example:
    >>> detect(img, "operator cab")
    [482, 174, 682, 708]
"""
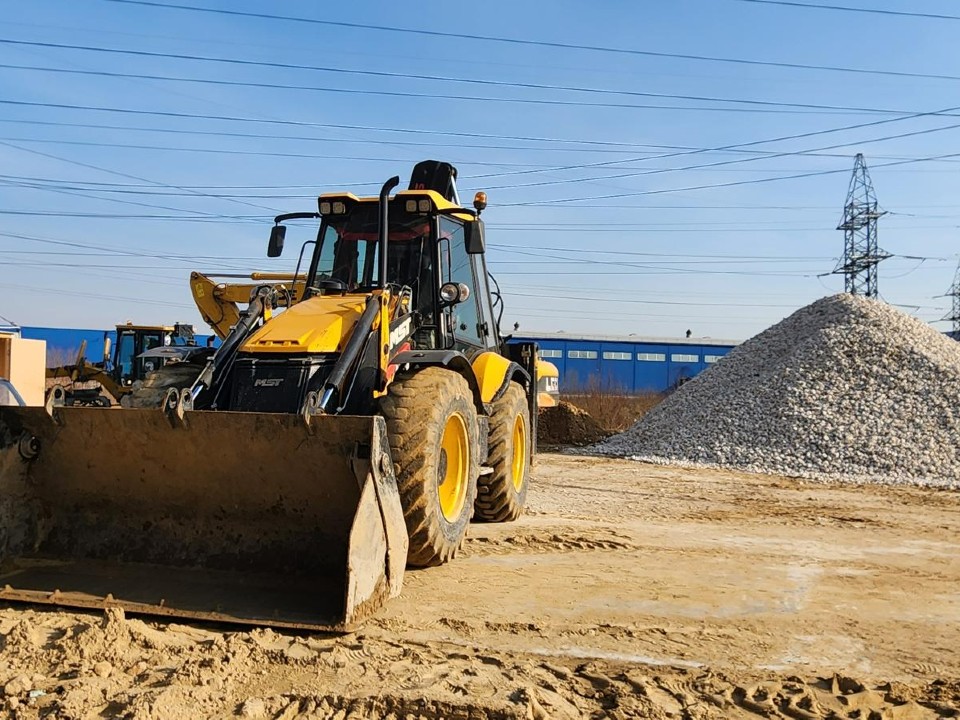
[282, 161, 497, 359]
[112, 324, 198, 386]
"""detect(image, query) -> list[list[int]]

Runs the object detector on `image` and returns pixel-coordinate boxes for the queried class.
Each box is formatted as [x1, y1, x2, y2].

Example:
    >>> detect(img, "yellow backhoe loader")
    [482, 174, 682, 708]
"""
[0, 161, 538, 631]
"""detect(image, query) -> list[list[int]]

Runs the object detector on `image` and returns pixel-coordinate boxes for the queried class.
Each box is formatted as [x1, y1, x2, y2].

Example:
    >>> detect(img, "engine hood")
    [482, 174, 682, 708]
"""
[241, 294, 368, 354]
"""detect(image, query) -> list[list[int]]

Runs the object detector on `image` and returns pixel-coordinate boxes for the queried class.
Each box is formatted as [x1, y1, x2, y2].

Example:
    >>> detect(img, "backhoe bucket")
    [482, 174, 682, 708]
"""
[0, 405, 408, 632]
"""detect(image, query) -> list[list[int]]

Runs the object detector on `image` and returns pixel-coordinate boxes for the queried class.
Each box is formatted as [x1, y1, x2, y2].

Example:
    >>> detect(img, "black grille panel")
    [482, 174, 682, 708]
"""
[229, 356, 336, 413]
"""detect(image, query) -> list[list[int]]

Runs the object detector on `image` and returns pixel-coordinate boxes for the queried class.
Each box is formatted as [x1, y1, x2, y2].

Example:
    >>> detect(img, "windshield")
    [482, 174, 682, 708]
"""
[310, 205, 432, 292]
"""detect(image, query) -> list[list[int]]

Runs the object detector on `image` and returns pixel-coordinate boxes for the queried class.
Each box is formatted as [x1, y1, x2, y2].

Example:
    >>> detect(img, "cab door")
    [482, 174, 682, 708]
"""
[438, 217, 488, 355]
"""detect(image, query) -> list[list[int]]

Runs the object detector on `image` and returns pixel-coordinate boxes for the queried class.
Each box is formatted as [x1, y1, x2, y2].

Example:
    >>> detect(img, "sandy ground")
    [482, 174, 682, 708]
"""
[1, 453, 958, 718]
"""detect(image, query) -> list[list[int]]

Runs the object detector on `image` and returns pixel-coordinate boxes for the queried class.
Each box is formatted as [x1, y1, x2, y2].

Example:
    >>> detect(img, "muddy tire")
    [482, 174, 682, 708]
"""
[380, 367, 480, 567]
[475, 382, 530, 522]
[122, 363, 202, 408]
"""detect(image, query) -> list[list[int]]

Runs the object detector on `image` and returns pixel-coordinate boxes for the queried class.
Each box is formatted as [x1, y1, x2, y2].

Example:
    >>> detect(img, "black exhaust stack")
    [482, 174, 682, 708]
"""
[315, 175, 399, 414]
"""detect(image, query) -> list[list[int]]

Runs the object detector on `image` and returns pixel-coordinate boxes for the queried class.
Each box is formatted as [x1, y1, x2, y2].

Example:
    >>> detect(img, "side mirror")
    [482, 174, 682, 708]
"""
[267, 225, 287, 257]
[464, 218, 485, 254]
[440, 282, 471, 306]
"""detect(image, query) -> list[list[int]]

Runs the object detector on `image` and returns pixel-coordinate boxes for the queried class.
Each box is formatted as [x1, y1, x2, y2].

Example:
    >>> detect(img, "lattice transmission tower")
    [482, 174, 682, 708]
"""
[832, 153, 890, 298]
[943, 262, 960, 339]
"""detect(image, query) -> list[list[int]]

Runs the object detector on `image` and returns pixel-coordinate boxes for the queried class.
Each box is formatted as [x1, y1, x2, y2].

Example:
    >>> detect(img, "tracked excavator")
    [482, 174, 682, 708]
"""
[0, 161, 537, 631]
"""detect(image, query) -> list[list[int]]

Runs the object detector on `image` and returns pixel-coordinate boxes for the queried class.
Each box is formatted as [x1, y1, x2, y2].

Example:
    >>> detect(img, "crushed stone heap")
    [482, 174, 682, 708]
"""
[594, 294, 960, 488]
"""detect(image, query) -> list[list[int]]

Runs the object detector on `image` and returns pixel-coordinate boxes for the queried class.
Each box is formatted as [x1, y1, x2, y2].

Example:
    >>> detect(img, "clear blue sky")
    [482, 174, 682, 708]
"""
[2, 0, 959, 340]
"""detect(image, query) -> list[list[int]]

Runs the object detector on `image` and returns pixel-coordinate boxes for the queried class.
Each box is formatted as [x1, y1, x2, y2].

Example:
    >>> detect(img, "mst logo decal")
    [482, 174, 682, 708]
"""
[253, 378, 283, 388]
[389, 317, 413, 351]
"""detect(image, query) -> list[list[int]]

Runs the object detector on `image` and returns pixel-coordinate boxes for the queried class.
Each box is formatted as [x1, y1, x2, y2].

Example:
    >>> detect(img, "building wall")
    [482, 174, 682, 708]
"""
[514, 335, 738, 395]
[0, 335, 47, 406]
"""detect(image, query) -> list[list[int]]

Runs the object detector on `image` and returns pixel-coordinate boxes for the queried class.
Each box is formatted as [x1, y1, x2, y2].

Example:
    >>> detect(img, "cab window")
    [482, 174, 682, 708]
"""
[439, 217, 482, 349]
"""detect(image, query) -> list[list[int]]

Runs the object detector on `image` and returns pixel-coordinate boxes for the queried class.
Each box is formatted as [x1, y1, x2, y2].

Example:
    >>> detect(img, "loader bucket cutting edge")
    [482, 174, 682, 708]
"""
[0, 406, 407, 632]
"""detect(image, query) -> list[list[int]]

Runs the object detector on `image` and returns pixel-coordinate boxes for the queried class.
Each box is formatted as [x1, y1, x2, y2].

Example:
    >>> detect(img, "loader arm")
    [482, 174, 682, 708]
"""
[190, 271, 306, 339]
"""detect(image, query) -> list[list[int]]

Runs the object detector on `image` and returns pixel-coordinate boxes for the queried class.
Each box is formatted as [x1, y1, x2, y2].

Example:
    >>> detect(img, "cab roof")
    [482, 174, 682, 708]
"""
[318, 189, 475, 220]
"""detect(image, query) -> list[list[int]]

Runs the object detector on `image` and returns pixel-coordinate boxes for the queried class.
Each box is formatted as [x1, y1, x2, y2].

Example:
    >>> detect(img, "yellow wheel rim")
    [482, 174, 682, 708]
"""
[438, 412, 469, 522]
[511, 413, 527, 492]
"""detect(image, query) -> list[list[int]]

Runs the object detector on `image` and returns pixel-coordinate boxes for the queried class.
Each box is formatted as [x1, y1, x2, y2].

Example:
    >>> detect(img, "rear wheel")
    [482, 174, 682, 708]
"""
[122, 363, 202, 408]
[475, 382, 530, 522]
[380, 367, 480, 567]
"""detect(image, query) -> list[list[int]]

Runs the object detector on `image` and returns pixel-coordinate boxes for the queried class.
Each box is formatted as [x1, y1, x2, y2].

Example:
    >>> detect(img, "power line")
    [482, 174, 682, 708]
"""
[490, 244, 832, 260]
[0, 173, 265, 224]
[7, 127, 960, 206]
[9, 177, 960, 213]
[0, 210, 256, 222]
[2, 282, 196, 309]
[0, 139, 279, 215]
[14, 117, 948, 162]
[503, 149, 960, 205]
[506, 290, 801, 308]
[0, 133, 652, 161]
[0, 101, 693, 153]
[455, 104, 960, 181]
[0, 231, 260, 267]
[2, 38, 957, 114]
[730, 0, 960, 21]
[100, 0, 960, 83]
[0, 62, 900, 116]
[6, 98, 960, 185]
[13, 119, 960, 182]
[482, 120, 960, 191]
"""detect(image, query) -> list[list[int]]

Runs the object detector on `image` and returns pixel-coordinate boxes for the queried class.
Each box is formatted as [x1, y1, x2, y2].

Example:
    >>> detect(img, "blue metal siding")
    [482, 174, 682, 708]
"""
[599, 343, 633, 392]
[563, 340, 601, 391]
[633, 344, 670, 392]
[512, 335, 737, 395]
[667, 347, 701, 388]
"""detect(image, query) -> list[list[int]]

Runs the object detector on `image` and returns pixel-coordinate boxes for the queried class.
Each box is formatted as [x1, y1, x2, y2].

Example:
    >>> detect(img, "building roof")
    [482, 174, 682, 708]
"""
[513, 331, 741, 347]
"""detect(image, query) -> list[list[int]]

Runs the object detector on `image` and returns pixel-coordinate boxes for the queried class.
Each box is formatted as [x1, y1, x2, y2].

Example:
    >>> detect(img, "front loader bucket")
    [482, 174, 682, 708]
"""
[0, 405, 407, 632]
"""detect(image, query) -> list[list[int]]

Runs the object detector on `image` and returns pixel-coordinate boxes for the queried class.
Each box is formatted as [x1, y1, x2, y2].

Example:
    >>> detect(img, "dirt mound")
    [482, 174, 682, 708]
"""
[595, 294, 960, 487]
[538, 401, 608, 446]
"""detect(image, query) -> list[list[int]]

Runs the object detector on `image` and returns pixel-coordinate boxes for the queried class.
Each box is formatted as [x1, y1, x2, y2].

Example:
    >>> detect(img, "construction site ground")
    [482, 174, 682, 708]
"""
[1, 453, 958, 719]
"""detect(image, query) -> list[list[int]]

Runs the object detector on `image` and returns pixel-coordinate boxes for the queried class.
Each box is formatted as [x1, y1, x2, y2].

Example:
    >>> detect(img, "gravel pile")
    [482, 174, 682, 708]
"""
[593, 294, 960, 488]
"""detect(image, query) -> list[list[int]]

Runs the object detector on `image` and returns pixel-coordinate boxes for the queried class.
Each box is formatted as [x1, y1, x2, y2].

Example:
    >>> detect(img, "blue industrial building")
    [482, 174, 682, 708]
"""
[514, 332, 740, 395]
[20, 324, 738, 394]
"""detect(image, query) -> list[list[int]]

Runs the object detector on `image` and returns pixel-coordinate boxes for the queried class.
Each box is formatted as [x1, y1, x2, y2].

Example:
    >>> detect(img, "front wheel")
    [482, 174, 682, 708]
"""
[380, 367, 480, 567]
[474, 382, 530, 522]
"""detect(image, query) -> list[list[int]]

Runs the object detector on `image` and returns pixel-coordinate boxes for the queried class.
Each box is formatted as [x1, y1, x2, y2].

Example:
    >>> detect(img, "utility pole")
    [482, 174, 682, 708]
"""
[832, 153, 890, 298]
[943, 262, 960, 339]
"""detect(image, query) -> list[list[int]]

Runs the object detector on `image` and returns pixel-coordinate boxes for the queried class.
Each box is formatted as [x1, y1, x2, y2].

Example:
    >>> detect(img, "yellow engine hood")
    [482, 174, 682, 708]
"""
[241, 295, 369, 354]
